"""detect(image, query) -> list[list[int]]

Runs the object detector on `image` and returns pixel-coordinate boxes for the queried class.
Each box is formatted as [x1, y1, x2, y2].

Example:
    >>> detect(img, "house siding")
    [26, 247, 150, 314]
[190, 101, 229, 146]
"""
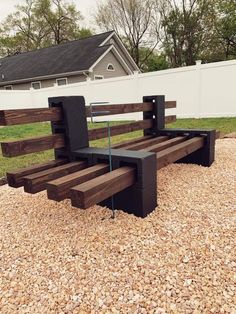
[110, 38, 137, 72]
[67, 74, 86, 84]
[91, 51, 128, 79]
[0, 74, 86, 90]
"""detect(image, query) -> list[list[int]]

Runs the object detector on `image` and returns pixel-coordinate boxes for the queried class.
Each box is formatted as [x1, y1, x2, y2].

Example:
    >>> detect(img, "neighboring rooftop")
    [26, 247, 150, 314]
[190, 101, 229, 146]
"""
[0, 31, 115, 84]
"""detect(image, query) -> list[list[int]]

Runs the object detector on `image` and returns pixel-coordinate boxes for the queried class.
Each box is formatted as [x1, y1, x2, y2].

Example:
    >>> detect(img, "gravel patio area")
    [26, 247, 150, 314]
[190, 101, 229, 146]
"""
[0, 139, 235, 314]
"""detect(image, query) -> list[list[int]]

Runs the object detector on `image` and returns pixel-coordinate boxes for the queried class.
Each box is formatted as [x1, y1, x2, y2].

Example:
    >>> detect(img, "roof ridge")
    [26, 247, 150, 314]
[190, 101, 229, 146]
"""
[0, 30, 114, 61]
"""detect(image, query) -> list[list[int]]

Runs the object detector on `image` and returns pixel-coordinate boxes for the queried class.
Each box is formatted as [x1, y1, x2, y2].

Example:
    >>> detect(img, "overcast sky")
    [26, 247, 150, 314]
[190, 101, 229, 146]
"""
[0, 0, 98, 26]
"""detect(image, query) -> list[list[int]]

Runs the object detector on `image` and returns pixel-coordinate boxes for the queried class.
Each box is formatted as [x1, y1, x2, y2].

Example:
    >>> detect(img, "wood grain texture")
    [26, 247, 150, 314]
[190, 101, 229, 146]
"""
[141, 136, 187, 153]
[0, 107, 62, 126]
[86, 102, 153, 117]
[123, 136, 169, 151]
[165, 101, 177, 109]
[88, 120, 153, 141]
[23, 161, 87, 194]
[1, 134, 65, 157]
[47, 163, 110, 201]
[111, 136, 153, 149]
[88, 116, 175, 141]
[0, 101, 176, 125]
[6, 159, 68, 188]
[165, 115, 176, 124]
[71, 166, 136, 209]
[86, 101, 176, 117]
[156, 137, 204, 170]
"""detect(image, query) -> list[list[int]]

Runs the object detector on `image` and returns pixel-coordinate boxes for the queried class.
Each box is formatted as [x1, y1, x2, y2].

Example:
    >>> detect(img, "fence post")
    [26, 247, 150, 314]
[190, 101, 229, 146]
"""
[196, 60, 202, 118]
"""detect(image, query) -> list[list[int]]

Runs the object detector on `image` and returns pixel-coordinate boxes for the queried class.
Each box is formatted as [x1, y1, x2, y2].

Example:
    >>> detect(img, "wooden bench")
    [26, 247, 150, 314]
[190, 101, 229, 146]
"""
[0, 95, 216, 217]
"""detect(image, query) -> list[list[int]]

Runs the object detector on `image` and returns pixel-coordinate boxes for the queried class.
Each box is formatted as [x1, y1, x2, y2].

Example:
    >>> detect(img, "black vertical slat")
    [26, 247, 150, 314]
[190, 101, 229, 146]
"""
[143, 95, 165, 136]
[49, 96, 89, 160]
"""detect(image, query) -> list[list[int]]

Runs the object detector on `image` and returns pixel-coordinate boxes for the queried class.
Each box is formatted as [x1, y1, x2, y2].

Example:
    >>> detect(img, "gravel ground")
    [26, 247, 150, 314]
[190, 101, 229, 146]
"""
[0, 139, 235, 314]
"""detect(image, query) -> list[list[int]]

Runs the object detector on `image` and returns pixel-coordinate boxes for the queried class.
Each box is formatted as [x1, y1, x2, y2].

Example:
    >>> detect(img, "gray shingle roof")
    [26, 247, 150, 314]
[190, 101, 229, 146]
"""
[0, 31, 114, 84]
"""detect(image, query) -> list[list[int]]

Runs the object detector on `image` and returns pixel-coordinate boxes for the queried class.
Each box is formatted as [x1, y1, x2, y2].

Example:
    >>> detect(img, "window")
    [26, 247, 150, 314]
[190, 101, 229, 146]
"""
[107, 63, 115, 71]
[31, 81, 41, 89]
[94, 75, 104, 80]
[4, 85, 13, 90]
[56, 78, 67, 86]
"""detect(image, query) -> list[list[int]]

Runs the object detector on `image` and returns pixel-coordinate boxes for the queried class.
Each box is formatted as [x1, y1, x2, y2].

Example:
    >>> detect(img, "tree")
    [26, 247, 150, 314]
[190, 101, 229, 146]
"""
[95, 0, 160, 69]
[0, 0, 92, 58]
[160, 0, 215, 67]
[0, 0, 51, 56]
[214, 0, 236, 60]
[139, 47, 169, 72]
[34, 0, 85, 45]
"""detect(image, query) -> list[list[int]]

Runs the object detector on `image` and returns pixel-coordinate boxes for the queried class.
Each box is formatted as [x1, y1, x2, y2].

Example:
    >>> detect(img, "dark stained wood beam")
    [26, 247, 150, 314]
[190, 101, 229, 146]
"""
[0, 107, 62, 126]
[6, 159, 68, 188]
[1, 134, 65, 157]
[0, 101, 176, 126]
[47, 163, 110, 201]
[71, 166, 136, 209]
[156, 137, 204, 170]
[89, 115, 175, 142]
[141, 136, 187, 153]
[23, 161, 87, 194]
[111, 135, 153, 149]
[165, 101, 177, 109]
[85, 101, 176, 117]
[165, 115, 176, 124]
[88, 119, 153, 141]
[86, 102, 153, 116]
[123, 136, 169, 151]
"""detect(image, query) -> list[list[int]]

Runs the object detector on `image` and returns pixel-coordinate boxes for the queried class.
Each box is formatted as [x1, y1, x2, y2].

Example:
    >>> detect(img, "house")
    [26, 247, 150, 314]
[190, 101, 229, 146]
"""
[0, 31, 140, 90]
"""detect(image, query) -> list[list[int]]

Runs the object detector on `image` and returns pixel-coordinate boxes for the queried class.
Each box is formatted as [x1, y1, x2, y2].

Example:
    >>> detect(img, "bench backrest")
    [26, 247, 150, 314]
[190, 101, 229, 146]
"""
[0, 95, 176, 159]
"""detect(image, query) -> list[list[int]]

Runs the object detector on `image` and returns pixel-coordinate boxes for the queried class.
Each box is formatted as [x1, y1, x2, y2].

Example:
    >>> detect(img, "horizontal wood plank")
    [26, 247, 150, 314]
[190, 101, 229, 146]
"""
[6, 159, 68, 188]
[156, 137, 204, 170]
[47, 163, 110, 201]
[71, 166, 136, 209]
[0, 101, 176, 125]
[86, 101, 176, 117]
[23, 161, 87, 194]
[141, 136, 187, 153]
[0, 107, 62, 126]
[124, 136, 169, 151]
[86, 102, 153, 117]
[111, 135, 153, 149]
[89, 116, 175, 141]
[165, 101, 176, 109]
[165, 115, 176, 124]
[1, 134, 65, 157]
[89, 119, 153, 141]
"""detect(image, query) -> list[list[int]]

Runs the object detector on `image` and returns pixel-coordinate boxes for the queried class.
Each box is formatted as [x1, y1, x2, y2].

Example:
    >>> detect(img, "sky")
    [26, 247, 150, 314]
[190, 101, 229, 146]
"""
[0, 0, 98, 26]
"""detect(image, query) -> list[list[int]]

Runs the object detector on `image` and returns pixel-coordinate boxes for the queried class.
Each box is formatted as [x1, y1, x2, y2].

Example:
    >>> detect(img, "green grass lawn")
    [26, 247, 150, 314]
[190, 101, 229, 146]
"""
[0, 117, 235, 178]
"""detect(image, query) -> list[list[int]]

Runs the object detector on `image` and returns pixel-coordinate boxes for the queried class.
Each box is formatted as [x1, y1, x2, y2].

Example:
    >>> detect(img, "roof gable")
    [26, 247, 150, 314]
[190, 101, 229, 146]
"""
[99, 32, 140, 72]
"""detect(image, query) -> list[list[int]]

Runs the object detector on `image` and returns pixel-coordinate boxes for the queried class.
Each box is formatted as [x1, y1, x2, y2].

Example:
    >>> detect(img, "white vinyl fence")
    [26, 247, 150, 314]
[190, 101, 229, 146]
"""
[0, 59, 235, 121]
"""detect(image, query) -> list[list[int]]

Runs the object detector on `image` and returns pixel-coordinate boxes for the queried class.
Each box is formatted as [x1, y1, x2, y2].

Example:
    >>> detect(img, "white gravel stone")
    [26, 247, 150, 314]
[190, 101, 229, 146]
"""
[0, 139, 235, 313]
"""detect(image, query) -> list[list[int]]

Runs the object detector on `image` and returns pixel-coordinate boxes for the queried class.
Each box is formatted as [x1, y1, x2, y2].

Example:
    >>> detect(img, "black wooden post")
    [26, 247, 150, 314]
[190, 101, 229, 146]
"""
[49, 96, 89, 161]
[143, 95, 165, 136]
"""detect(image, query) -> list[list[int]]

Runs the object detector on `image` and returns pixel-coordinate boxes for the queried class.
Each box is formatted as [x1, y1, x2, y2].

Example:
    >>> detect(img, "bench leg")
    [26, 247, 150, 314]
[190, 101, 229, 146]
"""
[99, 184, 157, 218]
[177, 131, 216, 167]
